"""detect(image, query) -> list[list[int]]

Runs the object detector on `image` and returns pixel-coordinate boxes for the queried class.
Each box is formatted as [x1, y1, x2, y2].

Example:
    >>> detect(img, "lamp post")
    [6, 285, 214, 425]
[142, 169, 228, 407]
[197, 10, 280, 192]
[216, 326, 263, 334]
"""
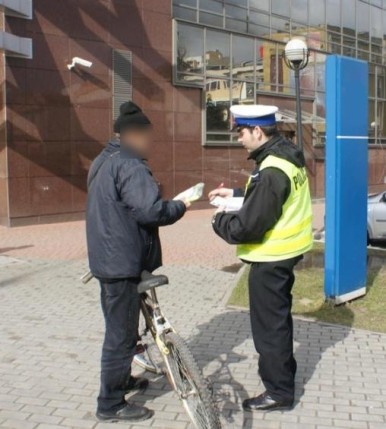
[283, 39, 310, 153]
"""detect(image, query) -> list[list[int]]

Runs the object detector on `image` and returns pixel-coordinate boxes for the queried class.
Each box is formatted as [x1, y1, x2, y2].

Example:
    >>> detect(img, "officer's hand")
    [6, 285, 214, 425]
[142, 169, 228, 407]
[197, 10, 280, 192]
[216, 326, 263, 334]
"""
[208, 187, 233, 201]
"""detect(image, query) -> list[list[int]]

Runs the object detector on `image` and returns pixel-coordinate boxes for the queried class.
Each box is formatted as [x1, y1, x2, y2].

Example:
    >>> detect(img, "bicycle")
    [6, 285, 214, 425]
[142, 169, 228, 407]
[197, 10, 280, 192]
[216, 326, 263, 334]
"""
[82, 270, 221, 429]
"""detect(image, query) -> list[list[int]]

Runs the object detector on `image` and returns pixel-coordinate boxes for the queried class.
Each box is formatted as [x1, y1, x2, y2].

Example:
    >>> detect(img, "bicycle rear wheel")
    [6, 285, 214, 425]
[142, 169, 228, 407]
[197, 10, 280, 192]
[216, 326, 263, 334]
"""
[162, 332, 221, 429]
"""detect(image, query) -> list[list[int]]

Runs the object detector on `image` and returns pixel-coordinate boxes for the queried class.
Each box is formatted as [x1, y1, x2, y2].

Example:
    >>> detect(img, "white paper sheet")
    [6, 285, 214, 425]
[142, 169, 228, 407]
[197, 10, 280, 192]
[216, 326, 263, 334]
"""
[210, 196, 244, 212]
[173, 182, 205, 203]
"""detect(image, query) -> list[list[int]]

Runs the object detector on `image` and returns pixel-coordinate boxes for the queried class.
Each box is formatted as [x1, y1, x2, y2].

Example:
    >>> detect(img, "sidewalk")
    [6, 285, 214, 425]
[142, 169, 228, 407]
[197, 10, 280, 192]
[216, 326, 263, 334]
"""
[1, 207, 385, 429]
[0, 204, 325, 262]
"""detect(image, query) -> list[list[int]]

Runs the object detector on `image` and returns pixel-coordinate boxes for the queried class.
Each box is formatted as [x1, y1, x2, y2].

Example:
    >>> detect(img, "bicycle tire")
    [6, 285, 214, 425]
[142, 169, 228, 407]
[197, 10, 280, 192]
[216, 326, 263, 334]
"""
[162, 332, 222, 429]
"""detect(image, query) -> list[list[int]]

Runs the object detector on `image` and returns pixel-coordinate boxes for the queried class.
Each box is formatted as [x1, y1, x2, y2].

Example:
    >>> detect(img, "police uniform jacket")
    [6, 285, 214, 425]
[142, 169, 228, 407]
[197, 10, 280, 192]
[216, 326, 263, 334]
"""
[213, 134, 306, 246]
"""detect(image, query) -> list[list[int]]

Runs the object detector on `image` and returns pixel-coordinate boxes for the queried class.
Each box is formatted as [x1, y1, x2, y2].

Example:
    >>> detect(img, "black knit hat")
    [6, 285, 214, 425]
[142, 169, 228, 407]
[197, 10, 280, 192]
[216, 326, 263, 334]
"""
[114, 101, 151, 133]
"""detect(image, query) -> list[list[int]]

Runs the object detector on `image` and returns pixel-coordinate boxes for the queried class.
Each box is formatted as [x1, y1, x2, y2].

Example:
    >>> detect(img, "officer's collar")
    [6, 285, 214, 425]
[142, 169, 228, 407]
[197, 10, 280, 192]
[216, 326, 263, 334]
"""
[248, 134, 282, 164]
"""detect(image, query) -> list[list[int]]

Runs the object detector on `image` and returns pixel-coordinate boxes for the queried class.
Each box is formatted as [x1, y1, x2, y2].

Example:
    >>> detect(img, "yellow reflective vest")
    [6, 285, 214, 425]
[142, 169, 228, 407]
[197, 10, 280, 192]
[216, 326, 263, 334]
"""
[237, 155, 313, 262]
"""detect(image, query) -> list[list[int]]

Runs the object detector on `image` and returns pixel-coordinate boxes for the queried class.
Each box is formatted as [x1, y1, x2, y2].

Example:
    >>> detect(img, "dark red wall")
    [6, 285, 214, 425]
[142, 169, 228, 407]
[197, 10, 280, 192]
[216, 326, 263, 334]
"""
[2, 0, 253, 226]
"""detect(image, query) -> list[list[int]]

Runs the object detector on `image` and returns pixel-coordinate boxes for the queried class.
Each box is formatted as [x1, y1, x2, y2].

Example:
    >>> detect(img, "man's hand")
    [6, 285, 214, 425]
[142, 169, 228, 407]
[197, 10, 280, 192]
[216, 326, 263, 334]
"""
[176, 198, 191, 210]
[208, 187, 233, 201]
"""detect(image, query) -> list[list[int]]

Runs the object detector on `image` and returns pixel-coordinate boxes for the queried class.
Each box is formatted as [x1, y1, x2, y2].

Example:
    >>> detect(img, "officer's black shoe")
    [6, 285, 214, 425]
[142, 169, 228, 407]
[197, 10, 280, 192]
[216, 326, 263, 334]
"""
[96, 403, 153, 422]
[124, 376, 149, 393]
[242, 392, 293, 412]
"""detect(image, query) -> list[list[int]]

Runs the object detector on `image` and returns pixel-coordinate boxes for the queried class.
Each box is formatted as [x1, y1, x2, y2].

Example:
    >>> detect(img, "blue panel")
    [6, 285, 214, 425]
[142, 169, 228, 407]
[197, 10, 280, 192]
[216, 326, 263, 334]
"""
[325, 56, 368, 300]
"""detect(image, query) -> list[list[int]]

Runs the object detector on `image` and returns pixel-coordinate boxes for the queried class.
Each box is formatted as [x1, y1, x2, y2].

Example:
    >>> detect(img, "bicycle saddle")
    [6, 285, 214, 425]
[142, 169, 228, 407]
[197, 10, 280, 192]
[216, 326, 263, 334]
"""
[138, 271, 169, 294]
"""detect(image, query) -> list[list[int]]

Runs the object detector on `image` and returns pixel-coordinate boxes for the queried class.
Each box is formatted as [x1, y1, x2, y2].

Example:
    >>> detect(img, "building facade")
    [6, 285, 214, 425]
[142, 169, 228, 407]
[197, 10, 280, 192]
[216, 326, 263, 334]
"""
[1, 0, 386, 226]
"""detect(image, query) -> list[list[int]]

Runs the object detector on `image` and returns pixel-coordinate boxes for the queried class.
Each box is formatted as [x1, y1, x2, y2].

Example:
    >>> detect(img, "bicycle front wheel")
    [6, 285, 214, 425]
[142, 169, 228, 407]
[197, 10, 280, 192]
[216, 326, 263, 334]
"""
[162, 332, 221, 429]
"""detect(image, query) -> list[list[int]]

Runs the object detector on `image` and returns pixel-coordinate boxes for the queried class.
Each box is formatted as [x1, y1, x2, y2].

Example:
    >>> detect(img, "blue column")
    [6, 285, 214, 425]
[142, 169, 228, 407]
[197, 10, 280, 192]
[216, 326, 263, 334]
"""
[325, 55, 368, 304]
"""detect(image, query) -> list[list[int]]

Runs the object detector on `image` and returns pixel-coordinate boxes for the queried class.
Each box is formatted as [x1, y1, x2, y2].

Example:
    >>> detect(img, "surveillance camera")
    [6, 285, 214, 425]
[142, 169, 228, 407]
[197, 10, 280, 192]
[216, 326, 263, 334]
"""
[67, 57, 93, 70]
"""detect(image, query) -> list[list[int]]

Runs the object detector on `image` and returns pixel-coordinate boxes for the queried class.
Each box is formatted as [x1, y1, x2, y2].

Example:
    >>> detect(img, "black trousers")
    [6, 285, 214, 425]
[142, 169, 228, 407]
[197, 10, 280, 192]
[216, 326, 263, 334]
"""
[97, 278, 141, 412]
[248, 256, 302, 403]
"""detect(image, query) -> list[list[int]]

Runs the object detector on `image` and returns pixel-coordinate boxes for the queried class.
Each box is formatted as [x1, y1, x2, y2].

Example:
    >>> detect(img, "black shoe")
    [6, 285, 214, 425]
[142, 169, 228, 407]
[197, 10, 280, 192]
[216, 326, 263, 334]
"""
[125, 376, 149, 393]
[242, 392, 293, 412]
[96, 403, 153, 422]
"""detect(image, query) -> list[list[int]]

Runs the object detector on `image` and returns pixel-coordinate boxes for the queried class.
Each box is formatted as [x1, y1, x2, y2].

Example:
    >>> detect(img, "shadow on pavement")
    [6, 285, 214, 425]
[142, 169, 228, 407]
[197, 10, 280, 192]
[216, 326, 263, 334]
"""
[187, 311, 255, 429]
[0, 245, 34, 254]
[130, 311, 355, 428]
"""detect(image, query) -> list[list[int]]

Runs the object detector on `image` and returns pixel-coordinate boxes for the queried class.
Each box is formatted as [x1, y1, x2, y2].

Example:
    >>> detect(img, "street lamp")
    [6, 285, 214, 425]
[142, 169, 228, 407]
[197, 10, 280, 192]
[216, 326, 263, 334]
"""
[283, 38, 310, 153]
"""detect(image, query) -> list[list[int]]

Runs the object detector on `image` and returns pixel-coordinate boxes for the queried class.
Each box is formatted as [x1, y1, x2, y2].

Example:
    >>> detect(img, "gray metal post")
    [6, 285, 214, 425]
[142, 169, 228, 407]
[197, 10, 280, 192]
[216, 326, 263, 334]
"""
[294, 67, 303, 153]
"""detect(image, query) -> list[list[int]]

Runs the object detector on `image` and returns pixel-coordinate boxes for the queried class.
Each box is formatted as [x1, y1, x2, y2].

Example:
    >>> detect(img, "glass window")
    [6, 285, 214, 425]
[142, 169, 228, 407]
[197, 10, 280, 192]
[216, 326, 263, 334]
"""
[249, 0, 270, 12]
[199, 12, 223, 27]
[377, 66, 386, 99]
[357, 49, 370, 61]
[199, 0, 222, 13]
[249, 11, 270, 36]
[225, 4, 247, 20]
[309, 0, 325, 26]
[342, 38, 356, 57]
[206, 30, 231, 76]
[177, 24, 204, 75]
[369, 64, 376, 98]
[174, 0, 197, 7]
[291, 0, 308, 24]
[271, 16, 290, 34]
[206, 79, 231, 134]
[342, 0, 356, 34]
[232, 80, 255, 105]
[174, 5, 197, 21]
[232, 36, 255, 81]
[225, 0, 247, 6]
[326, 0, 341, 30]
[226, 18, 248, 32]
[357, 0, 370, 40]
[272, 0, 290, 17]
[371, 4, 383, 39]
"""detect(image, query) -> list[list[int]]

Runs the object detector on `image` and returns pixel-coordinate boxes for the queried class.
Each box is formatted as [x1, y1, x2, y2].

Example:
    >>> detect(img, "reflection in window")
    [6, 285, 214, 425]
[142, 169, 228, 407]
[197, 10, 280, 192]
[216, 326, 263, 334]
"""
[200, 0, 222, 14]
[326, 0, 341, 29]
[371, 5, 383, 39]
[206, 30, 230, 75]
[249, 11, 270, 36]
[173, 2, 386, 145]
[206, 79, 231, 137]
[272, 0, 290, 17]
[249, 0, 269, 12]
[199, 12, 223, 27]
[232, 36, 254, 77]
[342, 0, 356, 34]
[309, 0, 325, 27]
[177, 24, 204, 77]
[291, 0, 308, 24]
[357, 0, 370, 40]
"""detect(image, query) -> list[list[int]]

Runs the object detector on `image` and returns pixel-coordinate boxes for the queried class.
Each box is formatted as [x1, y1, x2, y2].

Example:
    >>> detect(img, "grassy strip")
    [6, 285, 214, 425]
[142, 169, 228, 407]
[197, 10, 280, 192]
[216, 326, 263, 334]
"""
[228, 245, 386, 333]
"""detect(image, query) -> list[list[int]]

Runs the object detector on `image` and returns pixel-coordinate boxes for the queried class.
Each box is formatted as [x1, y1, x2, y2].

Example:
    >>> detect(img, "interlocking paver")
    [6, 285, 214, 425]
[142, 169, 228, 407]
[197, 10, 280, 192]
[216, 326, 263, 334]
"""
[0, 211, 386, 428]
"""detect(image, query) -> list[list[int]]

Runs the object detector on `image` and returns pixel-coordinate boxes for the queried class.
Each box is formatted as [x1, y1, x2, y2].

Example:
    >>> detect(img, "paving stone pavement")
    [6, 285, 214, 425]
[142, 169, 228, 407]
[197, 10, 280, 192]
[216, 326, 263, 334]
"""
[1, 253, 386, 429]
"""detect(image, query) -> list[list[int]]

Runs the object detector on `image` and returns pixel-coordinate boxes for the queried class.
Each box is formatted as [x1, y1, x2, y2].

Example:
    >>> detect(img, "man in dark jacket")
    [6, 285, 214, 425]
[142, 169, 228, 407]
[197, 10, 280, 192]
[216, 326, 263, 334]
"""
[209, 105, 312, 412]
[86, 102, 188, 422]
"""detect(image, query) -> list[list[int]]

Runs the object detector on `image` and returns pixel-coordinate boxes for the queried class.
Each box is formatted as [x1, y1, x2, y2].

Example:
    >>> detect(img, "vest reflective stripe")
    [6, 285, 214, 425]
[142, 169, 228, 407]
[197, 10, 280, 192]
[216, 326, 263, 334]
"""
[265, 215, 312, 240]
[237, 155, 313, 262]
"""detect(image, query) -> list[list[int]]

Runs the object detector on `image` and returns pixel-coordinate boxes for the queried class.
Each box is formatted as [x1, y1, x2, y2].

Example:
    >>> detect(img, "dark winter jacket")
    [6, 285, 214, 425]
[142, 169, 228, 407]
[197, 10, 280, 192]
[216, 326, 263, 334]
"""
[86, 139, 186, 279]
[213, 134, 306, 245]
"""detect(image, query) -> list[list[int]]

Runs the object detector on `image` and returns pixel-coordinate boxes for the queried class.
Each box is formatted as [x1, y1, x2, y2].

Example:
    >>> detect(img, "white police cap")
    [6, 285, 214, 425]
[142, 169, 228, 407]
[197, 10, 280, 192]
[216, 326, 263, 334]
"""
[230, 105, 279, 129]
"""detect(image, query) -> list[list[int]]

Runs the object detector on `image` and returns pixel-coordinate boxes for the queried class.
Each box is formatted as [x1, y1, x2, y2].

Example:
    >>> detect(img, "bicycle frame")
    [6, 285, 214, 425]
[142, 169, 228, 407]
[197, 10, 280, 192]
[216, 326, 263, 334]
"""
[140, 289, 173, 356]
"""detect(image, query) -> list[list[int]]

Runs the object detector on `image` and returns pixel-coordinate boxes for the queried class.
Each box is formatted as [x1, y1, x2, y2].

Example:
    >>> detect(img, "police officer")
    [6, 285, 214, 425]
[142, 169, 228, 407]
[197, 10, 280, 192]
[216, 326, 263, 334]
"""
[209, 105, 313, 411]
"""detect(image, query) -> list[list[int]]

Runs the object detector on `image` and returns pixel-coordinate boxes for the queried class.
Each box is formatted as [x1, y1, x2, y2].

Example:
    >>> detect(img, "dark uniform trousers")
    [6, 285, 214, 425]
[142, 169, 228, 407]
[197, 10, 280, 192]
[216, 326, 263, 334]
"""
[97, 279, 141, 412]
[248, 255, 302, 402]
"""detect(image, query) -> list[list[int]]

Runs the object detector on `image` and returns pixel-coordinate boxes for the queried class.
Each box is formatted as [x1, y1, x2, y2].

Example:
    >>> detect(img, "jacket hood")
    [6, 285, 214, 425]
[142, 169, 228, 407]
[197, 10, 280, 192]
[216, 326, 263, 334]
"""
[249, 134, 305, 168]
